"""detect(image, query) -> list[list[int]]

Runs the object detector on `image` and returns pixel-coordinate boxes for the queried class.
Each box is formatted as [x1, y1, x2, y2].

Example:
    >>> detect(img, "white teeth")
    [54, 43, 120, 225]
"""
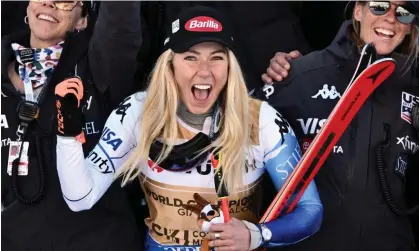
[38, 14, 58, 23]
[375, 28, 395, 36]
[193, 84, 211, 90]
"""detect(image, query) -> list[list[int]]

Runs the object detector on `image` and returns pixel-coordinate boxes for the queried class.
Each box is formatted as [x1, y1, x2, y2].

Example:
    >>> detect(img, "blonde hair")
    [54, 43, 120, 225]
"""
[115, 48, 260, 194]
[351, 1, 419, 71]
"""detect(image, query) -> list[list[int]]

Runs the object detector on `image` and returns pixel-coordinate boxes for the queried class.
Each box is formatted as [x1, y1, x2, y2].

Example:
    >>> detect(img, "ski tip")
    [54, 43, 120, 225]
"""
[372, 57, 396, 66]
[365, 59, 396, 85]
[372, 58, 396, 72]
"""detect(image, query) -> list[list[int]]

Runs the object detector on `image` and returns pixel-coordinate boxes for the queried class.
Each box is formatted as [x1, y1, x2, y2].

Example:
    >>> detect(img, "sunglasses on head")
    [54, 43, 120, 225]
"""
[368, 1, 416, 24]
[31, 0, 83, 11]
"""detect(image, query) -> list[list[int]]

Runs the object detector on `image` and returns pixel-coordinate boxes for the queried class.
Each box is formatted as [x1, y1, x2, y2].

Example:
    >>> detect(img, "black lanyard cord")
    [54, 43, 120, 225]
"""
[12, 132, 46, 204]
[375, 123, 419, 216]
[11, 100, 46, 204]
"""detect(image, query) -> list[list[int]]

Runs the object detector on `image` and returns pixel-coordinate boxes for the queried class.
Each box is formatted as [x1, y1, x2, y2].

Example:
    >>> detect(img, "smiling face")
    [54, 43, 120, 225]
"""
[172, 42, 229, 115]
[27, 1, 87, 47]
[354, 1, 413, 55]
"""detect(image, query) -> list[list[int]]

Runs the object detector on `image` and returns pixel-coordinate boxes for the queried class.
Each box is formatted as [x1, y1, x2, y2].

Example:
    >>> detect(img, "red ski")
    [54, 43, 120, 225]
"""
[260, 50, 396, 223]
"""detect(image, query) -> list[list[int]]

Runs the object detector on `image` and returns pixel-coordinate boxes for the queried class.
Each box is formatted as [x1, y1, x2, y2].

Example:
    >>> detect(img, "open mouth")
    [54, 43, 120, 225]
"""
[374, 28, 395, 39]
[37, 14, 58, 23]
[192, 84, 212, 102]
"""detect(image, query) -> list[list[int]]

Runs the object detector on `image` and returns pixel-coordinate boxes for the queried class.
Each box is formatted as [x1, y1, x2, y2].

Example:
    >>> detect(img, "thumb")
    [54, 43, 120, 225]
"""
[289, 50, 302, 59]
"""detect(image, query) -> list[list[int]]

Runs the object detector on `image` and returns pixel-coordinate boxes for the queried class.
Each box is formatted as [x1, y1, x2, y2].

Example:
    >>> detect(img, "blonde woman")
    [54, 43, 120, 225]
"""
[259, 1, 419, 251]
[54, 6, 323, 251]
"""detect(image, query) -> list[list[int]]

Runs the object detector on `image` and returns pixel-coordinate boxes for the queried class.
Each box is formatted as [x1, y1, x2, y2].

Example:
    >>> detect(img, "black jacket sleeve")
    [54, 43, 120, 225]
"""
[88, 1, 142, 108]
[256, 57, 305, 111]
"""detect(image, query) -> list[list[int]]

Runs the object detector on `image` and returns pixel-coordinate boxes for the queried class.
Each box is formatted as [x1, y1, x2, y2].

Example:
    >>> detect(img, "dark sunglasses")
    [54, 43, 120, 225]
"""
[31, 0, 83, 11]
[369, 1, 416, 24]
[149, 132, 215, 172]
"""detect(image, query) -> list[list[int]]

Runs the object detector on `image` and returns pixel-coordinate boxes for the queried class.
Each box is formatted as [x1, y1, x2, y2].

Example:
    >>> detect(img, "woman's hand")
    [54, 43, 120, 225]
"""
[55, 77, 85, 143]
[261, 50, 302, 84]
[207, 218, 251, 251]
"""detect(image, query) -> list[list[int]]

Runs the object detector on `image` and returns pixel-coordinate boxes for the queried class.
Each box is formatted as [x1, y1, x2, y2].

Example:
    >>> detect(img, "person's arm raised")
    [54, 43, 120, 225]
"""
[55, 85, 141, 211]
[88, 2, 142, 107]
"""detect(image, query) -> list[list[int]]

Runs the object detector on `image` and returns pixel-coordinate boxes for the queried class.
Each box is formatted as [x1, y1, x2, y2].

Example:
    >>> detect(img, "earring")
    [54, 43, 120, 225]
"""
[24, 16, 28, 24]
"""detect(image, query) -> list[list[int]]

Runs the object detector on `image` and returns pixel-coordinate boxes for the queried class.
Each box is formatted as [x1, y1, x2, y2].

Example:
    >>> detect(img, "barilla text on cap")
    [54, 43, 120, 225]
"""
[185, 16, 222, 32]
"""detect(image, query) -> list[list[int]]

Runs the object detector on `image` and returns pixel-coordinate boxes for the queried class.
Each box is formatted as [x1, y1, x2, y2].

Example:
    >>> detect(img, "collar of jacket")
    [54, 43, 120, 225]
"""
[325, 20, 361, 65]
[1, 29, 91, 101]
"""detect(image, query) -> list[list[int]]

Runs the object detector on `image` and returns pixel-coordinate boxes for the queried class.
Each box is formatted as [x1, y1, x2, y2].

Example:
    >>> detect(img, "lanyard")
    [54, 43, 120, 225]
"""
[16, 43, 71, 103]
[22, 70, 35, 102]
[15, 47, 37, 102]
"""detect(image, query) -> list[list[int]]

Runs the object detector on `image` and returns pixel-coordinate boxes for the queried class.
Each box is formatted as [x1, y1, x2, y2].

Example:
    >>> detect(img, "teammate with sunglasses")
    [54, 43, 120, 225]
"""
[54, 6, 323, 251]
[1, 1, 143, 251]
[259, 1, 419, 251]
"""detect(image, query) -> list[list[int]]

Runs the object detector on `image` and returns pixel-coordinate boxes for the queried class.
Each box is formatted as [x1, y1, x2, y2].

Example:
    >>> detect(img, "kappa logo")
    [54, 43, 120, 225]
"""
[312, 84, 341, 100]
[401, 92, 419, 124]
[115, 96, 132, 124]
[274, 112, 291, 144]
[185, 16, 222, 32]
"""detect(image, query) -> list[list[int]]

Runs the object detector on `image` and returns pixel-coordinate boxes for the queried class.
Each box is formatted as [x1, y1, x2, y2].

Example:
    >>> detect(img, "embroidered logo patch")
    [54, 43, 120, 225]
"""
[401, 92, 419, 124]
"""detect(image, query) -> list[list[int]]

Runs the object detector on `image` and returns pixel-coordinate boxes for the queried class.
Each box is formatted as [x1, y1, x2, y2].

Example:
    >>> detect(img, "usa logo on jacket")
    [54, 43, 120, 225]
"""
[401, 92, 419, 124]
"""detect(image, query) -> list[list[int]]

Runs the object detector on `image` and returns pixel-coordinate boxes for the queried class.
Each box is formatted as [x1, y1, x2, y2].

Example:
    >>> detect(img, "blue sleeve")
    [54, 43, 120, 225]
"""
[259, 102, 323, 247]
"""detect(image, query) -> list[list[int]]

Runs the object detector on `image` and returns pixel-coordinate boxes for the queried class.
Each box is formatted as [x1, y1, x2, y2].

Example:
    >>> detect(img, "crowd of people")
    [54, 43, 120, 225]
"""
[1, 1, 419, 251]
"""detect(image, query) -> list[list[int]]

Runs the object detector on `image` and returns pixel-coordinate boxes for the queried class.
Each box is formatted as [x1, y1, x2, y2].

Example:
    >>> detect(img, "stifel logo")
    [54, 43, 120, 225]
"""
[185, 16, 222, 32]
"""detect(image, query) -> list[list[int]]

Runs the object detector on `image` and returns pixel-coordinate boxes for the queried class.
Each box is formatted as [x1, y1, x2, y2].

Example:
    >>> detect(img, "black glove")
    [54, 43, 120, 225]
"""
[55, 77, 85, 143]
